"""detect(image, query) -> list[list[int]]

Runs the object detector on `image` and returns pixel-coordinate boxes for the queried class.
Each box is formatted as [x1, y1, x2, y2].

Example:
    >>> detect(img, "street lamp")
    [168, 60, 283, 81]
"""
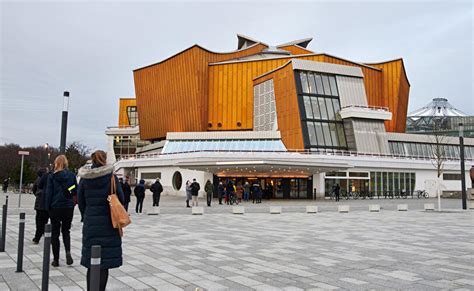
[459, 123, 467, 210]
[60, 91, 70, 153]
[43, 143, 51, 169]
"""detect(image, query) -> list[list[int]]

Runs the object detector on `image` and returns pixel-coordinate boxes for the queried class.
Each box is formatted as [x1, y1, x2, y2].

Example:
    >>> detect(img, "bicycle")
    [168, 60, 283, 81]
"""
[415, 190, 429, 199]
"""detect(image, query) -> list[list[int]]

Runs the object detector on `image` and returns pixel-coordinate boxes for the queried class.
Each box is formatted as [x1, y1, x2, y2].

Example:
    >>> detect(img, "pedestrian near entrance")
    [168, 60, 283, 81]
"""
[236, 183, 243, 204]
[2, 177, 9, 193]
[185, 180, 192, 208]
[77, 150, 124, 291]
[150, 178, 163, 207]
[119, 177, 132, 212]
[134, 179, 145, 214]
[217, 181, 224, 205]
[204, 180, 213, 207]
[44, 155, 77, 267]
[191, 178, 200, 207]
[243, 181, 250, 201]
[334, 183, 340, 202]
[32, 168, 50, 244]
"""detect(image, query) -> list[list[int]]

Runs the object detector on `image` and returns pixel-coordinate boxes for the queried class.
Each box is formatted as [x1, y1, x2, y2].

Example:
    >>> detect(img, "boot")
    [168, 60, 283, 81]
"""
[66, 252, 73, 265]
[186, 200, 190, 208]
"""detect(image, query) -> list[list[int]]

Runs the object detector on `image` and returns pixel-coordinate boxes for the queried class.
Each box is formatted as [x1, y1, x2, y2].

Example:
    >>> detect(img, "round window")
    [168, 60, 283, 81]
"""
[172, 171, 183, 191]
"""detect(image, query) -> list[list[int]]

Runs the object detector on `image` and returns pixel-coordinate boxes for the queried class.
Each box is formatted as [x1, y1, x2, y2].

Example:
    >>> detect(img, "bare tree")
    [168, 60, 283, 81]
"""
[430, 118, 447, 211]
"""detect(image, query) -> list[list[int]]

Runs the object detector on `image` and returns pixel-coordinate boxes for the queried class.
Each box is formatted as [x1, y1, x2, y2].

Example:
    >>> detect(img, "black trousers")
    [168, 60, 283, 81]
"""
[218, 193, 223, 204]
[335, 193, 340, 201]
[87, 268, 109, 291]
[124, 202, 129, 212]
[152, 193, 161, 207]
[136, 197, 144, 213]
[34, 210, 49, 241]
[49, 208, 74, 261]
[206, 192, 212, 206]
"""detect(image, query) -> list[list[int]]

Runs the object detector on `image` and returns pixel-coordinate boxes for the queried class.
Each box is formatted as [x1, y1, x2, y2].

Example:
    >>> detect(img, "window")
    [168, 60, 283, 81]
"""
[172, 171, 183, 190]
[297, 71, 347, 150]
[141, 172, 161, 180]
[126, 106, 138, 126]
[443, 173, 462, 180]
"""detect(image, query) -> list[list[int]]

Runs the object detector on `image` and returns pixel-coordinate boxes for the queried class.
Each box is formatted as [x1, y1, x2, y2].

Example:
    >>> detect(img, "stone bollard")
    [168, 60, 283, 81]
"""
[338, 205, 350, 213]
[424, 203, 435, 211]
[16, 212, 25, 272]
[0, 204, 7, 252]
[42, 224, 52, 291]
[306, 206, 318, 213]
[269, 206, 282, 214]
[469, 201, 474, 210]
[232, 206, 245, 214]
[192, 207, 204, 215]
[369, 205, 380, 212]
[397, 204, 408, 211]
[90, 245, 101, 291]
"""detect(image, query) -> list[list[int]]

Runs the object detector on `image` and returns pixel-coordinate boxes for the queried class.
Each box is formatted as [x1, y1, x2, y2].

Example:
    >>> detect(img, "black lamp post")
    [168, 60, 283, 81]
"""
[459, 123, 467, 210]
[43, 143, 49, 168]
[60, 91, 70, 154]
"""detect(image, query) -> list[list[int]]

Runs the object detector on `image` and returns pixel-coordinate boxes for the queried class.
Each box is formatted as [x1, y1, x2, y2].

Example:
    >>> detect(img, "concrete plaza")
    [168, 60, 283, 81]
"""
[0, 193, 473, 290]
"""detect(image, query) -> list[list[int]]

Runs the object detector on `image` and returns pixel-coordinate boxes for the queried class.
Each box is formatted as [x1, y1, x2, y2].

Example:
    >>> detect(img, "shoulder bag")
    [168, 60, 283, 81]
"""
[108, 175, 131, 236]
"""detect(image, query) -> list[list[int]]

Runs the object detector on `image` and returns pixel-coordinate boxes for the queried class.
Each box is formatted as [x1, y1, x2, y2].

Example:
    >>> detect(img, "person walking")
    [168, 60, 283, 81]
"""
[226, 180, 234, 205]
[134, 179, 145, 214]
[217, 181, 224, 205]
[243, 181, 250, 202]
[77, 150, 124, 291]
[191, 178, 200, 207]
[32, 168, 49, 244]
[150, 178, 163, 207]
[334, 183, 341, 202]
[2, 177, 9, 193]
[44, 155, 77, 267]
[236, 183, 243, 204]
[204, 180, 213, 207]
[119, 177, 131, 212]
[185, 180, 192, 208]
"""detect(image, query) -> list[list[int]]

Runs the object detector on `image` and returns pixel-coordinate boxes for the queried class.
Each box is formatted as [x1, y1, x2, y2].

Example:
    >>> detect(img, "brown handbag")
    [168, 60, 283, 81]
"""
[108, 175, 131, 236]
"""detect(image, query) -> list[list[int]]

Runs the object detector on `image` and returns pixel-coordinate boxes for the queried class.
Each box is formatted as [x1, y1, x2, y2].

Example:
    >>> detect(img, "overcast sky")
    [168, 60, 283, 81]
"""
[1, 1, 472, 150]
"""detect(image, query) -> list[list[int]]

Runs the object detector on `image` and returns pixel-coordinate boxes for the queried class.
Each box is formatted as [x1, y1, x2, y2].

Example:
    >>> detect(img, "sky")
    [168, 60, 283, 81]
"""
[1, 0, 473, 150]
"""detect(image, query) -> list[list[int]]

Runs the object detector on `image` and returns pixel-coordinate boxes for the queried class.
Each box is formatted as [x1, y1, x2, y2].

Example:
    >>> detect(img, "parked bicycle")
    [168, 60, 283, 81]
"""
[414, 190, 429, 199]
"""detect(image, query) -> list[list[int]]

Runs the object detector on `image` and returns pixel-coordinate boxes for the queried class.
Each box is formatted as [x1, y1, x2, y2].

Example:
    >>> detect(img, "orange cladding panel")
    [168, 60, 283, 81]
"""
[253, 63, 304, 150]
[134, 43, 268, 140]
[118, 98, 136, 127]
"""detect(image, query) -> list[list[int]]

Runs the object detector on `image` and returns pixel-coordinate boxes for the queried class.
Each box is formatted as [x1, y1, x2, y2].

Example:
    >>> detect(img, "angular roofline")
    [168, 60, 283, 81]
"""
[364, 58, 411, 86]
[133, 42, 268, 72]
[237, 33, 269, 49]
[253, 60, 293, 81]
[277, 37, 313, 48]
[209, 52, 382, 71]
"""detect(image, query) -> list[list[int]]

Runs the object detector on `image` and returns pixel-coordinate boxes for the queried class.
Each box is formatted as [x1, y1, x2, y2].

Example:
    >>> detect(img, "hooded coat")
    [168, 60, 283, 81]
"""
[44, 169, 77, 210]
[77, 164, 124, 269]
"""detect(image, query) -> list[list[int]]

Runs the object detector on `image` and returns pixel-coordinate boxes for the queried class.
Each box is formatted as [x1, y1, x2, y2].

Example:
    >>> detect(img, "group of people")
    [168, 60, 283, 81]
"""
[30, 150, 124, 291]
[216, 180, 264, 205]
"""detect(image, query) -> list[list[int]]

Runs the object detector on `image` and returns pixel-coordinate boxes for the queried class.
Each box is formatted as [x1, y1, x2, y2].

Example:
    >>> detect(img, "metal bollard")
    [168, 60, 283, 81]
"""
[90, 245, 101, 291]
[42, 224, 52, 291]
[0, 204, 7, 252]
[16, 212, 25, 272]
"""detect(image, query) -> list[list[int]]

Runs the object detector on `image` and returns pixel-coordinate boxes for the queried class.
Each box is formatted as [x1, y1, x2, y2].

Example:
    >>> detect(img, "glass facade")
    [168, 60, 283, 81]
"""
[296, 71, 347, 150]
[113, 135, 150, 159]
[162, 139, 287, 154]
[127, 106, 138, 126]
[369, 171, 416, 196]
[389, 141, 474, 160]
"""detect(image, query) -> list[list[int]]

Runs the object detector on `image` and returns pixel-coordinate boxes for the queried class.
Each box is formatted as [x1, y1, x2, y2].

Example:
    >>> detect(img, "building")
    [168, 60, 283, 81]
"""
[406, 98, 474, 138]
[107, 35, 473, 198]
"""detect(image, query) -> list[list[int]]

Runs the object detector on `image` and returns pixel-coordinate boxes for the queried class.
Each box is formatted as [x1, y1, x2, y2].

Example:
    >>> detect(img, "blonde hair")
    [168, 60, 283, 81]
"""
[54, 155, 68, 172]
[91, 150, 107, 166]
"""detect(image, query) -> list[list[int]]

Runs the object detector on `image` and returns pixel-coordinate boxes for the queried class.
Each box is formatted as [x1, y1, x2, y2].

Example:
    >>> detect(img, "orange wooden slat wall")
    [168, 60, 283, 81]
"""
[118, 98, 136, 127]
[253, 62, 304, 150]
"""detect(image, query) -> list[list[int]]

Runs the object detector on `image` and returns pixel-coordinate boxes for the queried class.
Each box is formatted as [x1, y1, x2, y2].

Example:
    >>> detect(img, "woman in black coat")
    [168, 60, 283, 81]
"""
[77, 151, 124, 291]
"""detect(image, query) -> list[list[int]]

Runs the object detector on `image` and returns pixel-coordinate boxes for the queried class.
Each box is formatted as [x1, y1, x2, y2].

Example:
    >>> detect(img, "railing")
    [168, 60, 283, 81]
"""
[341, 105, 390, 112]
[116, 148, 472, 162]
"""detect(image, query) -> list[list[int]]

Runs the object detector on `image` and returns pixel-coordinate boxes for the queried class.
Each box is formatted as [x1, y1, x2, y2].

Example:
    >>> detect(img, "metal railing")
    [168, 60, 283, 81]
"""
[116, 148, 472, 162]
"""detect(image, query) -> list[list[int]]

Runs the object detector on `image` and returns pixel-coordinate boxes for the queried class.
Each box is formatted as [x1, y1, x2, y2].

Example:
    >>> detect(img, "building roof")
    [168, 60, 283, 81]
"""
[277, 37, 313, 48]
[408, 98, 467, 118]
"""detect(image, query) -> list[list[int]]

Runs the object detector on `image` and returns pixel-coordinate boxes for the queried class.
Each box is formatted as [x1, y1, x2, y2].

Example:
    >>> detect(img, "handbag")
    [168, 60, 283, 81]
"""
[108, 175, 131, 236]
